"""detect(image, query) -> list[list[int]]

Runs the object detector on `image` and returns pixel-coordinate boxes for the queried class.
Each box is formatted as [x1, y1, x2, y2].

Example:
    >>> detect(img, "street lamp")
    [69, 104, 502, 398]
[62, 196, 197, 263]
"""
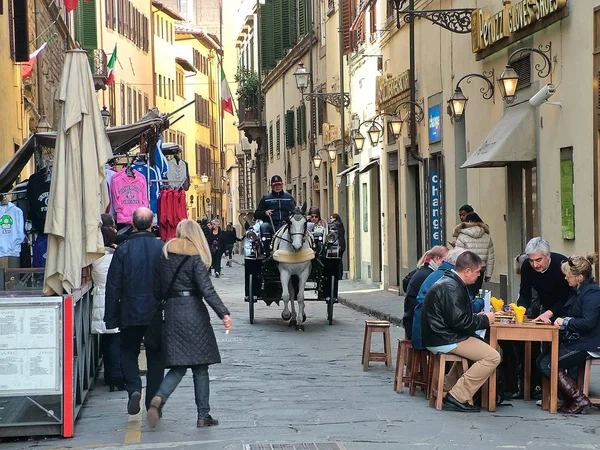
[36, 115, 52, 133]
[200, 174, 209, 183]
[447, 71, 494, 122]
[101, 106, 111, 127]
[498, 46, 553, 104]
[293, 61, 310, 94]
[312, 144, 337, 169]
[353, 131, 366, 153]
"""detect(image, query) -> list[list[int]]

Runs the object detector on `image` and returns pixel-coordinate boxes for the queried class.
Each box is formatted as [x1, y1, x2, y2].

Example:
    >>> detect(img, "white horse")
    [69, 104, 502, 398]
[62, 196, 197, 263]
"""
[272, 205, 314, 331]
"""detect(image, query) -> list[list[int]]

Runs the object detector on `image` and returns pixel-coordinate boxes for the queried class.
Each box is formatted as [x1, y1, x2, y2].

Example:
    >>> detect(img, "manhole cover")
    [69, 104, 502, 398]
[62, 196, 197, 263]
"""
[244, 444, 346, 450]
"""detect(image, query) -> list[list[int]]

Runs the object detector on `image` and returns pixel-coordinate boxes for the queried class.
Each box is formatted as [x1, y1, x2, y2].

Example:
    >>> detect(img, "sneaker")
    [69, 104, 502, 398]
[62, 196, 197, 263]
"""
[197, 414, 219, 427]
[127, 391, 141, 415]
[215, 272, 220, 278]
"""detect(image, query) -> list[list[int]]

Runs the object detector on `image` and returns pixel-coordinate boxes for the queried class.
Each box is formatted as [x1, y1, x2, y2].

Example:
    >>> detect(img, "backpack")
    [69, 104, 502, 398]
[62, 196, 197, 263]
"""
[402, 268, 417, 294]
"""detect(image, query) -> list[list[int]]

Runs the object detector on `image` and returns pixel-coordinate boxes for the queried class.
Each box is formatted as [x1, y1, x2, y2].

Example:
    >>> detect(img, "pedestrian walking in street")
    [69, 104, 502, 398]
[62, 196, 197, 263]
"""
[147, 219, 232, 429]
[307, 206, 328, 233]
[402, 245, 448, 339]
[421, 251, 499, 412]
[207, 219, 225, 277]
[458, 204, 474, 223]
[452, 212, 495, 297]
[222, 223, 241, 267]
[104, 207, 165, 415]
[328, 213, 346, 257]
[92, 216, 124, 391]
[537, 253, 600, 414]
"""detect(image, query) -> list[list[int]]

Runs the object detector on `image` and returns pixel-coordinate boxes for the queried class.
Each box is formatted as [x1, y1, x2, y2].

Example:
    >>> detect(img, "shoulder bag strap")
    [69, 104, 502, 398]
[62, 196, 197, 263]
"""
[166, 255, 191, 298]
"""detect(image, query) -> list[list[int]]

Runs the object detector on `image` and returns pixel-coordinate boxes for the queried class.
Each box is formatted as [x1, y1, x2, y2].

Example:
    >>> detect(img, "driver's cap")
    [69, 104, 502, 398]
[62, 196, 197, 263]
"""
[270, 175, 283, 185]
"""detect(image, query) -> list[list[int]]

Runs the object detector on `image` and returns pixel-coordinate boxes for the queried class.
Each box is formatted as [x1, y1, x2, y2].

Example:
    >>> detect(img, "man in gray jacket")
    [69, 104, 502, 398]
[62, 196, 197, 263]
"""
[105, 207, 165, 415]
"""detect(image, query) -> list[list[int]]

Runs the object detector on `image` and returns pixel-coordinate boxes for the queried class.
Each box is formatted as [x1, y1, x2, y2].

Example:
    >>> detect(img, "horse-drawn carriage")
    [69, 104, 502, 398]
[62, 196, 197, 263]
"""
[243, 206, 342, 329]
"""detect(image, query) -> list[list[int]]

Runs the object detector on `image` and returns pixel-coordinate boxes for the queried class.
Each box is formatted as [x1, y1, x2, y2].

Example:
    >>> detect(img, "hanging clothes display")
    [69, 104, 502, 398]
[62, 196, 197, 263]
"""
[167, 157, 190, 190]
[132, 160, 161, 213]
[153, 137, 169, 180]
[109, 167, 149, 225]
[104, 164, 117, 214]
[26, 169, 51, 233]
[32, 233, 48, 268]
[157, 188, 188, 241]
[0, 201, 25, 258]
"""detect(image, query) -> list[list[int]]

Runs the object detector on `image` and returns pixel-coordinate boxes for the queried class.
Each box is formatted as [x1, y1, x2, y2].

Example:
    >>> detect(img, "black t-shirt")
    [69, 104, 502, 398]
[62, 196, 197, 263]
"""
[26, 171, 51, 233]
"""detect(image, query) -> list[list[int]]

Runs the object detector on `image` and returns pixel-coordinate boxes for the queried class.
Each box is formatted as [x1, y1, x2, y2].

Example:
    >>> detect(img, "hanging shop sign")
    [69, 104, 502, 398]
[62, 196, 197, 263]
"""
[429, 172, 442, 246]
[471, 0, 568, 55]
[375, 69, 411, 112]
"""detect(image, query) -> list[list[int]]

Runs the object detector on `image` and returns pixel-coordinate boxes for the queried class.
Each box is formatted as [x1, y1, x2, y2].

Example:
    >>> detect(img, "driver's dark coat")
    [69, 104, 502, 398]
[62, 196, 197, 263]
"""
[254, 190, 296, 225]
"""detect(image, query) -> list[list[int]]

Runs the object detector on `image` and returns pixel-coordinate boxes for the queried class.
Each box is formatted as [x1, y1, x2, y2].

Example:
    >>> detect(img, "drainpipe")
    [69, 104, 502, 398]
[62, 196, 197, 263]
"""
[409, 0, 422, 162]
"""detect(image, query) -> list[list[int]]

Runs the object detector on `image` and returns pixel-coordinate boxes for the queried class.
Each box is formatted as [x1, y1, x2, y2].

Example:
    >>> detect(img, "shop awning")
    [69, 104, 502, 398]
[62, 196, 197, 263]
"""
[335, 164, 359, 187]
[358, 159, 380, 174]
[461, 103, 536, 169]
[0, 118, 166, 193]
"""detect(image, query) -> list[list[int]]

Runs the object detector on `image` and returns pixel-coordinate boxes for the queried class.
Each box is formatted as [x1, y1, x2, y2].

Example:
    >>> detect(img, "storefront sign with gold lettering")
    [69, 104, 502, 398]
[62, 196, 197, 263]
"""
[376, 69, 411, 111]
[472, 0, 567, 54]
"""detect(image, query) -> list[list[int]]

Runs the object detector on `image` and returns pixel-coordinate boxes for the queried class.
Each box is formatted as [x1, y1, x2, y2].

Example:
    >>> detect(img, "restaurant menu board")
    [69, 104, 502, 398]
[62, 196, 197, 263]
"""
[0, 298, 62, 395]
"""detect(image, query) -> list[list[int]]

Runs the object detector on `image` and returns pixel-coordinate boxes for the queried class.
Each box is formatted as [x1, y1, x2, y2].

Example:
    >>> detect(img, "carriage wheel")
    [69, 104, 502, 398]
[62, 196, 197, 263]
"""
[327, 275, 335, 325]
[248, 274, 255, 324]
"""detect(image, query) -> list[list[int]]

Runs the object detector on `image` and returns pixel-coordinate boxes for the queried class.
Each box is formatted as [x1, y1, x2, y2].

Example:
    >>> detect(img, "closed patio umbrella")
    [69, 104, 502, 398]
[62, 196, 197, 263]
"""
[44, 50, 113, 295]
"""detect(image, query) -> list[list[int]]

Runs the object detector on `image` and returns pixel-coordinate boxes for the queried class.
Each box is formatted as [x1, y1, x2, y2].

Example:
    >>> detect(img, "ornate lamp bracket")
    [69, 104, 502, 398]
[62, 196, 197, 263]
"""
[456, 70, 495, 101]
[403, 9, 475, 33]
[303, 92, 351, 109]
[507, 44, 553, 79]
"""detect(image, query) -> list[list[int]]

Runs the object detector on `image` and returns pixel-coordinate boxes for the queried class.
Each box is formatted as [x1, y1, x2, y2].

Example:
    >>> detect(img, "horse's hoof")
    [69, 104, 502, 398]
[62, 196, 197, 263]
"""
[302, 313, 307, 323]
[289, 319, 297, 328]
[281, 311, 291, 321]
[296, 324, 305, 331]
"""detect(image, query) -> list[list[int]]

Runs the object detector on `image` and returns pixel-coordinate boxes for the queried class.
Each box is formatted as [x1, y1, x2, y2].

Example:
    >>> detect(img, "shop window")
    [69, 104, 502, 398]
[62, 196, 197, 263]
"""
[560, 147, 575, 240]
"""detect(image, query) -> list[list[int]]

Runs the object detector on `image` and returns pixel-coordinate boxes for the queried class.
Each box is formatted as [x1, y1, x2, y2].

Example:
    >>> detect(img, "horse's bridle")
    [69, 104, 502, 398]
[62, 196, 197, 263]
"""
[271, 212, 307, 246]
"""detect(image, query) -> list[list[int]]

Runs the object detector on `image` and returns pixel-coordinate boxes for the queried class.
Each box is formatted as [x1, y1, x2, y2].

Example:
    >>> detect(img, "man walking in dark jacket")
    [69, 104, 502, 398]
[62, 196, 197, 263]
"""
[421, 251, 499, 412]
[105, 207, 165, 415]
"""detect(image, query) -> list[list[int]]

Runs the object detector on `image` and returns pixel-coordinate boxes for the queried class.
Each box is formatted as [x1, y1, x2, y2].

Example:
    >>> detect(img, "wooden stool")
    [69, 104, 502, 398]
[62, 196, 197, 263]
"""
[362, 320, 392, 371]
[577, 357, 600, 406]
[428, 353, 470, 411]
[394, 339, 430, 396]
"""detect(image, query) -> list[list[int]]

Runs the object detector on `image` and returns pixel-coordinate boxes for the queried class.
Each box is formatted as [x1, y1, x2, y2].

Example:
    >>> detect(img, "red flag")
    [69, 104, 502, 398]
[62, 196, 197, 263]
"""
[65, 0, 78, 11]
[21, 42, 48, 80]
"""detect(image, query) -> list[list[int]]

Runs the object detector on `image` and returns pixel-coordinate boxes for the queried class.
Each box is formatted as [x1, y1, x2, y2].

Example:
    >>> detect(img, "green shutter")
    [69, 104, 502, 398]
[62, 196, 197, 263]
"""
[285, 110, 295, 148]
[288, 0, 297, 48]
[276, 119, 281, 154]
[298, 0, 306, 37]
[296, 106, 302, 145]
[301, 103, 307, 144]
[76, 0, 98, 50]
[269, 124, 274, 158]
[260, 0, 275, 73]
[273, 0, 283, 61]
[281, 0, 295, 53]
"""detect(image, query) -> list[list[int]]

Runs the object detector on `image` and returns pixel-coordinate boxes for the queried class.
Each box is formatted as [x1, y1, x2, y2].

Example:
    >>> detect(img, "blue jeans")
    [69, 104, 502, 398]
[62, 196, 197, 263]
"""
[536, 347, 588, 378]
[156, 365, 210, 418]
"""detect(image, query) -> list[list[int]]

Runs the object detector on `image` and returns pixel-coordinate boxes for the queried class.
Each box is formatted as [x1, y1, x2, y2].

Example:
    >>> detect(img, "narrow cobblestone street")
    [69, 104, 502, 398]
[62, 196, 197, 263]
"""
[4, 257, 599, 450]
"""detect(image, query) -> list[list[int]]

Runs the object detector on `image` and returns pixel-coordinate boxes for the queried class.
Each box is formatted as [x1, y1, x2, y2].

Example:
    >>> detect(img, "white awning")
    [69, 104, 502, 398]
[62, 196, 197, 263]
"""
[358, 159, 380, 174]
[335, 164, 359, 187]
[461, 102, 536, 169]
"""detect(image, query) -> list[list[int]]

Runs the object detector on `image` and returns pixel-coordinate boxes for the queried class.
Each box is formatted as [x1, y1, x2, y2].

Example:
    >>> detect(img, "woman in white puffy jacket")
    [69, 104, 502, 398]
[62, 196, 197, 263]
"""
[453, 212, 495, 297]
[92, 220, 124, 391]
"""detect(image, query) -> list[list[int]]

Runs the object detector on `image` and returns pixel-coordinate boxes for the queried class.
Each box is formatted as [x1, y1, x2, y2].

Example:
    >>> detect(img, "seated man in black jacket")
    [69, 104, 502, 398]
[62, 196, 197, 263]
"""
[254, 175, 296, 236]
[421, 251, 499, 412]
[518, 237, 570, 323]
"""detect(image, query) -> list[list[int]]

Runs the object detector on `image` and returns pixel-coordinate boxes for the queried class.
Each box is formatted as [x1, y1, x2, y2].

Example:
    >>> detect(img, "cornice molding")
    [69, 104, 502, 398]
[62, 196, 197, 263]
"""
[262, 34, 318, 92]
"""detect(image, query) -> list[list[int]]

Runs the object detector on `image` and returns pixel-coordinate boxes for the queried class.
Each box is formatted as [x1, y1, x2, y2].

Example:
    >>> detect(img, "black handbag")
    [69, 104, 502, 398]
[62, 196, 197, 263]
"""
[144, 256, 190, 351]
[559, 328, 581, 345]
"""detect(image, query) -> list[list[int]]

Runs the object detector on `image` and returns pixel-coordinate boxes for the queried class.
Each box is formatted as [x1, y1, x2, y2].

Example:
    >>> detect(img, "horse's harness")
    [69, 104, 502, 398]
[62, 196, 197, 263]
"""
[270, 213, 309, 249]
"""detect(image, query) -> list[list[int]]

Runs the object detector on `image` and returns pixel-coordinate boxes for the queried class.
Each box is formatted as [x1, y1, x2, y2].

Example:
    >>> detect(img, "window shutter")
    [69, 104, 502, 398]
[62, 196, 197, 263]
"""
[341, 0, 352, 55]
[260, 0, 275, 72]
[296, 106, 302, 145]
[301, 103, 307, 144]
[317, 93, 325, 136]
[276, 119, 281, 154]
[285, 110, 295, 148]
[112, 0, 116, 29]
[273, 0, 283, 61]
[76, 0, 98, 51]
[269, 124, 274, 158]
[281, 0, 295, 53]
[105, 0, 111, 28]
[117, 0, 122, 34]
[288, 0, 297, 48]
[298, 0, 310, 36]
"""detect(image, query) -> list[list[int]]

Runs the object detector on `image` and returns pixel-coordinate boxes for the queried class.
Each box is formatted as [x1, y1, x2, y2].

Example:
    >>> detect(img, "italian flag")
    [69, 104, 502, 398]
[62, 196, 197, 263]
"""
[21, 42, 48, 80]
[221, 67, 234, 116]
[106, 45, 117, 86]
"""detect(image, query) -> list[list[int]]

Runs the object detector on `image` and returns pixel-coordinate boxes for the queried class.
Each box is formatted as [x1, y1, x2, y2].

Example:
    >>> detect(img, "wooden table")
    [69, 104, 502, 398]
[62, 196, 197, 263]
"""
[482, 321, 559, 413]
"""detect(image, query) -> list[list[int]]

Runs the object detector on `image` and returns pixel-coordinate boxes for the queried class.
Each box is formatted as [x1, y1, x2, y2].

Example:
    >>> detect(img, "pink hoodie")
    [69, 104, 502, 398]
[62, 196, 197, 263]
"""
[110, 169, 149, 224]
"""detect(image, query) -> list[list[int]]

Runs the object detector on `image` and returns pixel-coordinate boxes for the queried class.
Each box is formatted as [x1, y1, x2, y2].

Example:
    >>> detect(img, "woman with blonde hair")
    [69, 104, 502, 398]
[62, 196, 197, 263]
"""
[536, 253, 600, 414]
[148, 219, 232, 429]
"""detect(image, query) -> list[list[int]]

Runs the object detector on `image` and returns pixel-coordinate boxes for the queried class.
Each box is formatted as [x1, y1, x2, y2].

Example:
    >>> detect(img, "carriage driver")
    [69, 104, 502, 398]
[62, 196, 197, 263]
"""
[254, 175, 296, 236]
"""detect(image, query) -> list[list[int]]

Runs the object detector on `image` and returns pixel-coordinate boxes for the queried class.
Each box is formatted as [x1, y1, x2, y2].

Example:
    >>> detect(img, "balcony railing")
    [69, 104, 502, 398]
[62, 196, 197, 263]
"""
[88, 49, 108, 91]
[237, 95, 263, 128]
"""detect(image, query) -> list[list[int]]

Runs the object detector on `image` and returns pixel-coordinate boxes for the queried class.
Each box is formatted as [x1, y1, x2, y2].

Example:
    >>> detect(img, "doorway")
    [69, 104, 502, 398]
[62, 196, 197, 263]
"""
[406, 155, 423, 265]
